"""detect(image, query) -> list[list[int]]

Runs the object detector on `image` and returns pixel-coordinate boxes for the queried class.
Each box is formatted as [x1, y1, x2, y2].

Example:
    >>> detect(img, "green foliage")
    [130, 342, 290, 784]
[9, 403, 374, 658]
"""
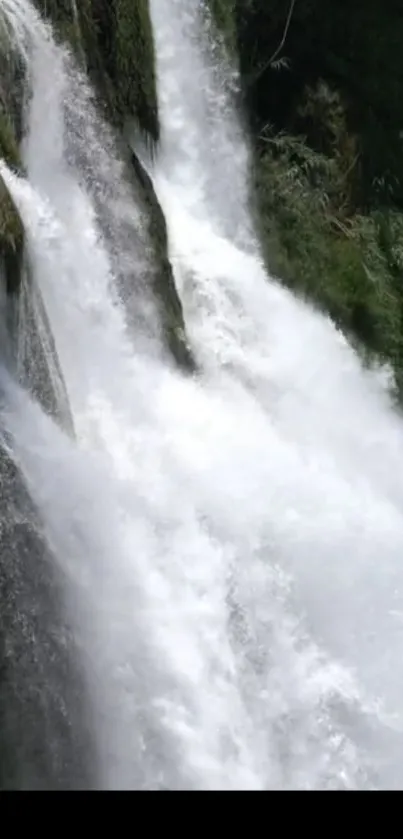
[256, 125, 403, 396]
[236, 0, 403, 209]
[231, 0, 403, 398]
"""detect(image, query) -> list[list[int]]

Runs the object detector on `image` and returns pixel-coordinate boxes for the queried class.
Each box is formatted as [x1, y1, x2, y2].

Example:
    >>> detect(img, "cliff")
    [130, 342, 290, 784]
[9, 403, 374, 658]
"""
[0, 0, 195, 415]
[212, 0, 403, 398]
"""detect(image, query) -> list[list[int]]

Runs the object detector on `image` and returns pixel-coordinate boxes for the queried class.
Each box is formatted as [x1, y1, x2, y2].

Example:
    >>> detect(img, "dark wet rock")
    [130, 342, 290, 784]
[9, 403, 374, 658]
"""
[0, 437, 97, 789]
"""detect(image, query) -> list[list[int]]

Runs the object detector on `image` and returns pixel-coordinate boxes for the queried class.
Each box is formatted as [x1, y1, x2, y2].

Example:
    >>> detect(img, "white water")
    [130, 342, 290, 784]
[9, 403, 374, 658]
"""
[2, 0, 403, 790]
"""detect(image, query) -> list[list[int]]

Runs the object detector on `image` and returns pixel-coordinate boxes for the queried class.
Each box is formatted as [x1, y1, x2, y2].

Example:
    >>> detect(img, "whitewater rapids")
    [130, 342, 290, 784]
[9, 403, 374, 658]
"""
[1, 0, 403, 789]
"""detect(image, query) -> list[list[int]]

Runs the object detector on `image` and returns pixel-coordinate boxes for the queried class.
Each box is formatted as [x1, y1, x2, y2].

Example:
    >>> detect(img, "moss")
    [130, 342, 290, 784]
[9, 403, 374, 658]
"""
[0, 176, 23, 293]
[0, 111, 20, 169]
[0, 112, 23, 295]
[37, 0, 159, 141]
[205, 0, 237, 51]
[32, 1, 194, 368]
[112, 0, 158, 141]
[129, 150, 196, 371]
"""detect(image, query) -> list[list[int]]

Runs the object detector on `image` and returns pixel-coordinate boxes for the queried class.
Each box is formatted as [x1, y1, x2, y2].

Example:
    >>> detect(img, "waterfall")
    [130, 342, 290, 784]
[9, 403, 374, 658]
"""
[2, 0, 403, 790]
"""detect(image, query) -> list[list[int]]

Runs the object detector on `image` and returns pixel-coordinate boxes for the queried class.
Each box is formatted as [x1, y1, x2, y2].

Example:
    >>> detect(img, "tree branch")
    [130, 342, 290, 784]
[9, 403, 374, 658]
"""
[249, 0, 297, 86]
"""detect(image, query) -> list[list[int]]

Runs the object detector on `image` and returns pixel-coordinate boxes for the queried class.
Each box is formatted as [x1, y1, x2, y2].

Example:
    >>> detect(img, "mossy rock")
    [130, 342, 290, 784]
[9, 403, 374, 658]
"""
[0, 26, 25, 292]
[0, 179, 23, 295]
[129, 149, 196, 372]
[0, 441, 97, 790]
[0, 110, 23, 295]
[206, 0, 237, 50]
[38, 0, 159, 141]
[34, 1, 194, 370]
[111, 0, 158, 139]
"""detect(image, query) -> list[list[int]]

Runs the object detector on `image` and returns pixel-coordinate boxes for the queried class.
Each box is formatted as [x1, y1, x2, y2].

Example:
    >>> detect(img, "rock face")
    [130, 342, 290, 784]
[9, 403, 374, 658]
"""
[0, 434, 97, 789]
[0, 172, 23, 296]
[0, 97, 24, 300]
[34, 0, 194, 369]
[38, 0, 159, 141]
[8, 264, 75, 432]
[128, 147, 196, 371]
[0, 0, 197, 789]
[0, 16, 75, 430]
[0, 0, 194, 392]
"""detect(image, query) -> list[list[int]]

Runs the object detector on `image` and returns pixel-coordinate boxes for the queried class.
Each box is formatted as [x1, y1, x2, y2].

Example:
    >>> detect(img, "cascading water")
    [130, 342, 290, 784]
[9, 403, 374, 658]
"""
[1, 0, 403, 790]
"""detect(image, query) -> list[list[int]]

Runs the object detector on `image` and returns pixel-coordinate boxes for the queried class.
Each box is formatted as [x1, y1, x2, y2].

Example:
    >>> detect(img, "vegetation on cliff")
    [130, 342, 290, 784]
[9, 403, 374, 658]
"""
[209, 0, 403, 398]
[3, 0, 403, 388]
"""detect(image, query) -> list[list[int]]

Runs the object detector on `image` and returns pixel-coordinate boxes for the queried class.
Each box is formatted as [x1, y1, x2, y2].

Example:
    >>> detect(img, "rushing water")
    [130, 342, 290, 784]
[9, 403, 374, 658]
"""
[2, 0, 403, 789]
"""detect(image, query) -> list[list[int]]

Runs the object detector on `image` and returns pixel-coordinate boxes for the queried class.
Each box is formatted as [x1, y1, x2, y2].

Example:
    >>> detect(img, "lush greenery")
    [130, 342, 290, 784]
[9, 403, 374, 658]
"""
[218, 0, 403, 397]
